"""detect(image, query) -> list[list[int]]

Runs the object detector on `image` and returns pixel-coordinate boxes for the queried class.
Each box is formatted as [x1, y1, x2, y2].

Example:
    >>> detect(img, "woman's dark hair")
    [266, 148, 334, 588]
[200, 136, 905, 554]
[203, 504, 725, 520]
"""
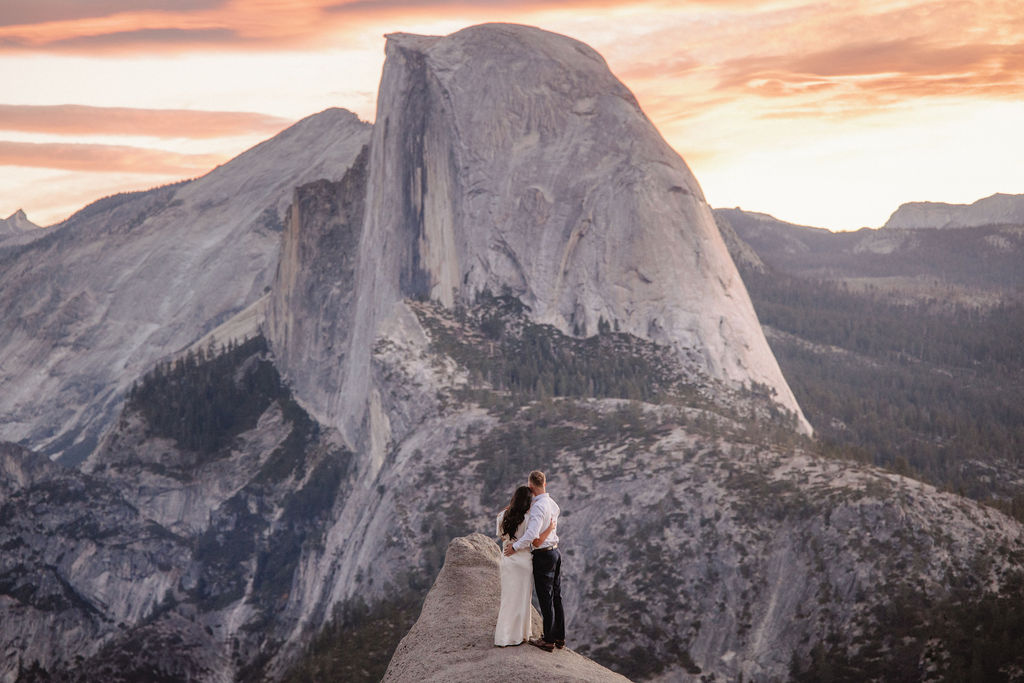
[502, 486, 533, 540]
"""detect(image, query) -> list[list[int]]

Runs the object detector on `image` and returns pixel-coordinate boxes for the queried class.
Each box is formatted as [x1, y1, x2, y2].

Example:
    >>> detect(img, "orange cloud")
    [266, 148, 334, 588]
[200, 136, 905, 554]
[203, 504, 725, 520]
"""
[0, 0, 706, 55]
[0, 1, 228, 28]
[0, 140, 224, 174]
[0, 103, 288, 139]
[0, 0, 330, 54]
[615, 52, 702, 81]
[323, 0, 659, 15]
[713, 37, 1024, 110]
[0, 104, 290, 138]
[721, 39, 1020, 84]
[0, 26, 261, 53]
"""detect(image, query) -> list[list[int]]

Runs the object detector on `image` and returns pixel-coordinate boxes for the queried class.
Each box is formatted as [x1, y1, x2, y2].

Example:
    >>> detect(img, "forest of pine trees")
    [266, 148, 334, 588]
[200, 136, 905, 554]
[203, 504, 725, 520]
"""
[421, 295, 683, 405]
[739, 267, 1024, 517]
[127, 335, 286, 458]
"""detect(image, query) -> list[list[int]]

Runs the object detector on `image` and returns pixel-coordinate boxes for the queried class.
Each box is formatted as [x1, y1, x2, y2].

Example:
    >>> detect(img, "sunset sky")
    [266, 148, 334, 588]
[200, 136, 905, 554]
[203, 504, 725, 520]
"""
[1, 0, 1022, 230]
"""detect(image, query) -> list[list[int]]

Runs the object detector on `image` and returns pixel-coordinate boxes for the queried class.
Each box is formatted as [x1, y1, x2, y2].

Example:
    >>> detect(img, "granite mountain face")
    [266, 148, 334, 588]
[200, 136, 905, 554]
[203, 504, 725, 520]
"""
[265, 24, 810, 449]
[0, 109, 370, 464]
[2, 23, 1024, 683]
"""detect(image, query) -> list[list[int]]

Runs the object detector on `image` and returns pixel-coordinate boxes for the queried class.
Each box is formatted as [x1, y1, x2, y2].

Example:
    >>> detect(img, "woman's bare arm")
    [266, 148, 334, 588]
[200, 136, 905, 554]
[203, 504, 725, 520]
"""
[532, 518, 556, 548]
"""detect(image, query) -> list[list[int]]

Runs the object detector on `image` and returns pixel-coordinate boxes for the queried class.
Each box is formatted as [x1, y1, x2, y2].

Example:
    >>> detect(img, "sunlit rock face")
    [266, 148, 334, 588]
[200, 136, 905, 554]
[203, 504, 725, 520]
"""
[325, 23, 809, 442]
[0, 109, 370, 462]
[884, 192, 1024, 229]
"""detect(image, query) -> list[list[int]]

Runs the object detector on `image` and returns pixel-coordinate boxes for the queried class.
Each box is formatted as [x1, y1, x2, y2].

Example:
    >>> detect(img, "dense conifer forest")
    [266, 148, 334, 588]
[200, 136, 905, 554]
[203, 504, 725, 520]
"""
[126, 335, 286, 457]
[738, 266, 1024, 518]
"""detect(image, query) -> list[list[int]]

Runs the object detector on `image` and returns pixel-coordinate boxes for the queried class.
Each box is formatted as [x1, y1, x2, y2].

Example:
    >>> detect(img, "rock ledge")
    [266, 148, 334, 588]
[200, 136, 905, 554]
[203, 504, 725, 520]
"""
[383, 533, 630, 682]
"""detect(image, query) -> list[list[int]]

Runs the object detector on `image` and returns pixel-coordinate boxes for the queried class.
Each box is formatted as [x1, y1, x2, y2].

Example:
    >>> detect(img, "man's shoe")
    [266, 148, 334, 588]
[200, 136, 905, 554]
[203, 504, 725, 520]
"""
[528, 638, 555, 652]
[554, 640, 565, 649]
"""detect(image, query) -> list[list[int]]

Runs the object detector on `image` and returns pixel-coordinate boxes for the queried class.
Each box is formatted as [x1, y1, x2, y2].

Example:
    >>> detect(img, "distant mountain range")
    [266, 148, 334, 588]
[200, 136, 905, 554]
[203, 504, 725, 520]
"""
[716, 205, 1023, 301]
[884, 192, 1024, 229]
[717, 205, 1024, 522]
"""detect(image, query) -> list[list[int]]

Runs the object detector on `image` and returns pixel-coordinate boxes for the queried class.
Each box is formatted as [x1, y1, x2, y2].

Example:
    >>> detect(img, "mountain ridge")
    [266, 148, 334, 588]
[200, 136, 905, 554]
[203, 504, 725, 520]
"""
[0, 209, 38, 235]
[884, 192, 1024, 229]
[715, 206, 1023, 302]
[0, 107, 370, 463]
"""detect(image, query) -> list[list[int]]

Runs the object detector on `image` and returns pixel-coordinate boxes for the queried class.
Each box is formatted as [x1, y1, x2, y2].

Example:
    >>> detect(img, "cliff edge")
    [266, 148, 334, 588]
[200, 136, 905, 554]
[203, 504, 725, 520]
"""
[383, 533, 630, 682]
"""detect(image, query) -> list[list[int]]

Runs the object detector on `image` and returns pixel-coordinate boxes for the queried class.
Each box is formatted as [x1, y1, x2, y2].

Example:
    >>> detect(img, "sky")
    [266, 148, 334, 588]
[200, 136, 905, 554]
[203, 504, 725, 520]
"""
[1, 0, 1022, 231]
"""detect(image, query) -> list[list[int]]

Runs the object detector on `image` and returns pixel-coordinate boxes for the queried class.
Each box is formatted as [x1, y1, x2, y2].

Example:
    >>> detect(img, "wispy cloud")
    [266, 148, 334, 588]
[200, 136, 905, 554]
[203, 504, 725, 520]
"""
[0, 104, 290, 138]
[717, 38, 1024, 99]
[0, 140, 224, 174]
[602, 0, 1024, 128]
[0, 0, 328, 54]
[0, 27, 258, 53]
[323, 0, 657, 14]
[0, 0, 228, 28]
[0, 0, 708, 55]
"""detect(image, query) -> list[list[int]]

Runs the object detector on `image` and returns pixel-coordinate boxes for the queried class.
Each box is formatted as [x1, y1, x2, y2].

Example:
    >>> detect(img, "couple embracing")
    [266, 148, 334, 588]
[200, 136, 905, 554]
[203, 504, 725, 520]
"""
[494, 470, 565, 652]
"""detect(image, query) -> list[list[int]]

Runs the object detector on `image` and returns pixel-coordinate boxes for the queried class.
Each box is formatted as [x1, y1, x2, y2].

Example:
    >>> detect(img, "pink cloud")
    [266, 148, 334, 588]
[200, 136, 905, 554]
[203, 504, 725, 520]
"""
[0, 0, 228, 28]
[0, 104, 290, 138]
[0, 140, 225, 174]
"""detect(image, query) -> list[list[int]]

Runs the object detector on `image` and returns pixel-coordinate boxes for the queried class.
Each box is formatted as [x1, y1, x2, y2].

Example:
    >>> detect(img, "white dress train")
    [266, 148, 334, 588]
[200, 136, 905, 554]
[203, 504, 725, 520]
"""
[494, 510, 534, 646]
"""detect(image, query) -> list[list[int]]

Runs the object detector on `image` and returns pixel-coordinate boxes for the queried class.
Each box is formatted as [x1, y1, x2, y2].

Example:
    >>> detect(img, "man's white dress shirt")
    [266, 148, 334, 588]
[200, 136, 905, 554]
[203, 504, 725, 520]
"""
[511, 492, 560, 552]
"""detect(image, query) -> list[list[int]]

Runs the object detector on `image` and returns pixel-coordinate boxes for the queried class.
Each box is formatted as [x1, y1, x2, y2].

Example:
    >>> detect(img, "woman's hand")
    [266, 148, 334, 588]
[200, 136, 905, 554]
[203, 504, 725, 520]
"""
[533, 518, 557, 548]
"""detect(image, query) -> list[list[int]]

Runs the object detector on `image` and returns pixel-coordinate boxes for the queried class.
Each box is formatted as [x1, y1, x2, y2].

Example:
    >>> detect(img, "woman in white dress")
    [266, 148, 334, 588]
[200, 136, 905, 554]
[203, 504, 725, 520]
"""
[494, 486, 556, 647]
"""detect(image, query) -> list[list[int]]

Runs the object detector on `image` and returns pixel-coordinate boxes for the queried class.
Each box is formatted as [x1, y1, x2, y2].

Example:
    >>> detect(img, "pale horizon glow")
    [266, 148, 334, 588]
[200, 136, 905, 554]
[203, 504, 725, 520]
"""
[1, 1, 1022, 230]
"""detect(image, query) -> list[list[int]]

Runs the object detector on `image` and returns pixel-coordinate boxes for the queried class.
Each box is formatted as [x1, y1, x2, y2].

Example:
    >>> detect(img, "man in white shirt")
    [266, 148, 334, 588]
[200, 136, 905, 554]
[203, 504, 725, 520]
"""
[504, 469, 564, 651]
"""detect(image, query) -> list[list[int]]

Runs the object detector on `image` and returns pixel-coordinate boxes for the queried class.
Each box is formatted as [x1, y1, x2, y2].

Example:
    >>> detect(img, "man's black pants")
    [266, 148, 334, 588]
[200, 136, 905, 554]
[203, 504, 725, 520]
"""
[532, 548, 564, 642]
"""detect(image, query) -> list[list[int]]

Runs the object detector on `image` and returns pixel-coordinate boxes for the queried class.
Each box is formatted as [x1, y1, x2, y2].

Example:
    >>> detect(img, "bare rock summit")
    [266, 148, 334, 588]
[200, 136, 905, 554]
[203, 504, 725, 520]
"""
[268, 23, 810, 444]
[0, 208, 38, 235]
[383, 533, 630, 683]
[884, 192, 1024, 229]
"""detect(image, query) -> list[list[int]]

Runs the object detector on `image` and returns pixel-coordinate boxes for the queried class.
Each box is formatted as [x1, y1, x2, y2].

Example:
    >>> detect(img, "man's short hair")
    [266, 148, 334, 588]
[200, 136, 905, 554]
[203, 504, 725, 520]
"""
[529, 470, 545, 488]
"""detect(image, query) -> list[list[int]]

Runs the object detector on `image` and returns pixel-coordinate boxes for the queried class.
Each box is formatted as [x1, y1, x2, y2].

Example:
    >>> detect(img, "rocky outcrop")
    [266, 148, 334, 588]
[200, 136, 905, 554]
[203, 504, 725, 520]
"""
[713, 212, 767, 274]
[2, 339, 358, 682]
[0, 108, 370, 462]
[266, 146, 369, 430]
[0, 441, 190, 679]
[884, 192, 1024, 229]
[383, 534, 629, 682]
[270, 23, 809, 446]
[281, 299, 1024, 681]
[0, 209, 39, 238]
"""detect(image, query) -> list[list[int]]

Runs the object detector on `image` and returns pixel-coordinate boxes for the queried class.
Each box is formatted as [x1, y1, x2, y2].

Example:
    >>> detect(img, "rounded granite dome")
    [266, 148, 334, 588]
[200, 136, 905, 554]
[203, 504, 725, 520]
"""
[344, 22, 810, 432]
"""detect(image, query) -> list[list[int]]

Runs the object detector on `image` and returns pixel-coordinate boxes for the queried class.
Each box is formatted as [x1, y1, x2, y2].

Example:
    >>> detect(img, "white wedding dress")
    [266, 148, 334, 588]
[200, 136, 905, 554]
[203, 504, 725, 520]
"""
[494, 510, 534, 646]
